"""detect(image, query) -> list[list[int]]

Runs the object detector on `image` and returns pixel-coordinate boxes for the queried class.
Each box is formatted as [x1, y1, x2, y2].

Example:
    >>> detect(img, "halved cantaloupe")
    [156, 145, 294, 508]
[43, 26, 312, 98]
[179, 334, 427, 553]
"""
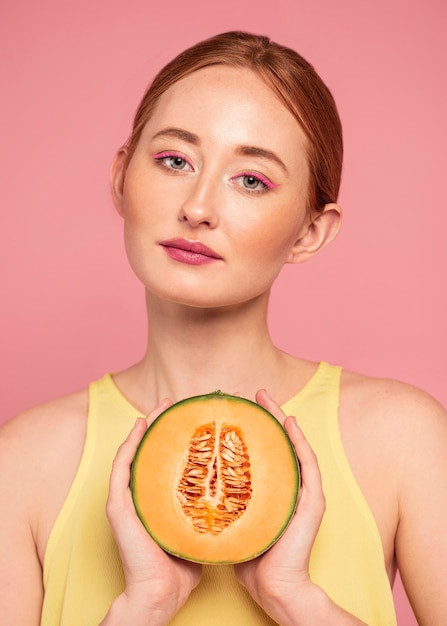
[131, 391, 299, 564]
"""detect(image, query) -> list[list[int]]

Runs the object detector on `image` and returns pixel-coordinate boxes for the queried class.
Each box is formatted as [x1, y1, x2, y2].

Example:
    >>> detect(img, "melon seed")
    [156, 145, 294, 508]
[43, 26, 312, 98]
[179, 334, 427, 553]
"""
[176, 421, 252, 535]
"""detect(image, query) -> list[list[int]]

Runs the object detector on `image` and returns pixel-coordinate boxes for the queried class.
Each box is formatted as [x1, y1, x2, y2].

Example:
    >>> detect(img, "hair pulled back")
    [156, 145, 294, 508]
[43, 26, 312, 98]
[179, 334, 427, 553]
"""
[125, 31, 343, 213]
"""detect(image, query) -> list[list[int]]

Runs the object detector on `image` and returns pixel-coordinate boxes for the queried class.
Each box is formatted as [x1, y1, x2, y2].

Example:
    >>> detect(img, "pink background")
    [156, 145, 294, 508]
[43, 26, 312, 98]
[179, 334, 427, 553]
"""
[1, 0, 446, 623]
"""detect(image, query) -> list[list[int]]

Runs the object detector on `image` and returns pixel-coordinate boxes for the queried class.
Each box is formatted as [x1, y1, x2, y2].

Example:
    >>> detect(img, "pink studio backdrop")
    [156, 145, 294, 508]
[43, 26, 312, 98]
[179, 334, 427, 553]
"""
[1, 1, 446, 623]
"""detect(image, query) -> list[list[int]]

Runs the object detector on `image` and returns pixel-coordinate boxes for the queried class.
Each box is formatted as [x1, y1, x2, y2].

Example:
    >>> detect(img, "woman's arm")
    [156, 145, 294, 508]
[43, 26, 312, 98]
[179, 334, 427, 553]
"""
[0, 391, 90, 625]
[100, 405, 201, 626]
[391, 386, 447, 625]
[341, 374, 447, 625]
[235, 392, 367, 625]
[0, 414, 46, 625]
[0, 394, 200, 626]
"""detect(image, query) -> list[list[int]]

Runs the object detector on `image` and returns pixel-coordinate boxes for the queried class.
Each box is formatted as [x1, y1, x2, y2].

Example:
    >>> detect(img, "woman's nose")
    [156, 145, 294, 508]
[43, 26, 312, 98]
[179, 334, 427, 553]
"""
[178, 176, 219, 228]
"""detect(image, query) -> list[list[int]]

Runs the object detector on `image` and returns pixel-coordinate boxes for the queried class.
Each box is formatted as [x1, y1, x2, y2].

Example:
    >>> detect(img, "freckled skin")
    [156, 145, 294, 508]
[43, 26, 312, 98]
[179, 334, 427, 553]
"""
[114, 65, 311, 310]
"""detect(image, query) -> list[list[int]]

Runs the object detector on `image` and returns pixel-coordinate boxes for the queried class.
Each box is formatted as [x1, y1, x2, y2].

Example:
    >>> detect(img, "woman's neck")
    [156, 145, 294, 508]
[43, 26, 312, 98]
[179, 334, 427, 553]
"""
[114, 292, 311, 413]
[146, 294, 278, 398]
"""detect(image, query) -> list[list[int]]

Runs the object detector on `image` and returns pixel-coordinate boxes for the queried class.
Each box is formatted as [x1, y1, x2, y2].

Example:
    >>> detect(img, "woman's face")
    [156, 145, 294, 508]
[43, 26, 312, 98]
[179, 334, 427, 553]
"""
[113, 65, 313, 309]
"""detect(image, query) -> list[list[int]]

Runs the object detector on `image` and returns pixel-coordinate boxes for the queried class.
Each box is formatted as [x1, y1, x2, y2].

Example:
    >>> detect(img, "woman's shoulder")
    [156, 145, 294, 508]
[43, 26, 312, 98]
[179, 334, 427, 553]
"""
[1, 386, 89, 455]
[337, 368, 447, 568]
[338, 367, 447, 483]
[339, 367, 446, 426]
[0, 386, 90, 499]
[0, 387, 90, 560]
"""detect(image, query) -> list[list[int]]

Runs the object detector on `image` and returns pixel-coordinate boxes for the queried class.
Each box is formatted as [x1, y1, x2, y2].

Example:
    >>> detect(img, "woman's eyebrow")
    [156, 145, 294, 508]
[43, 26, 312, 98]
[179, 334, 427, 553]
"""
[151, 127, 199, 144]
[236, 145, 288, 173]
[150, 128, 288, 173]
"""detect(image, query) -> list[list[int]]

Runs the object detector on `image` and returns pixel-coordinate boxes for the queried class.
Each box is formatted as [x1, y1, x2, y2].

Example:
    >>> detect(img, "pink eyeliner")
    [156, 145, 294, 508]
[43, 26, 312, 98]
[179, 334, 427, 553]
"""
[238, 171, 279, 189]
[152, 151, 194, 169]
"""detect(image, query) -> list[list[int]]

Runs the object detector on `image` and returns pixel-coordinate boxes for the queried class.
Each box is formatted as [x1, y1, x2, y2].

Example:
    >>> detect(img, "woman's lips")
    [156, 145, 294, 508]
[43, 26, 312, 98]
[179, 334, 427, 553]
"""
[159, 238, 223, 265]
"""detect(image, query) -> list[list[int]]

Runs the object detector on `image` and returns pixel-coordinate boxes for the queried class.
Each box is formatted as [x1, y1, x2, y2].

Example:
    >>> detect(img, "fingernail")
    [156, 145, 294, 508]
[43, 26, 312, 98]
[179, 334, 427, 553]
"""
[160, 397, 171, 409]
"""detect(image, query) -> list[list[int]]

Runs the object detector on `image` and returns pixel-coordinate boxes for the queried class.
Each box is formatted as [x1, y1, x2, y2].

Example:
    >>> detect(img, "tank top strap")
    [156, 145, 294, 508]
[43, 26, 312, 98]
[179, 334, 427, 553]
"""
[281, 361, 341, 419]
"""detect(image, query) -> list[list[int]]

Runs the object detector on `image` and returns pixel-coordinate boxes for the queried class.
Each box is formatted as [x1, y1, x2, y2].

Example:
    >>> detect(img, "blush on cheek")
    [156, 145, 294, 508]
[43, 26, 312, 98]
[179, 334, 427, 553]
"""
[250, 221, 301, 263]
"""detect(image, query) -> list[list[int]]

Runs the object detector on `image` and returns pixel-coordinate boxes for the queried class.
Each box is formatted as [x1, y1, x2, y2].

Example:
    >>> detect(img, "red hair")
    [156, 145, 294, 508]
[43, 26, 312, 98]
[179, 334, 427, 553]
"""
[124, 31, 343, 214]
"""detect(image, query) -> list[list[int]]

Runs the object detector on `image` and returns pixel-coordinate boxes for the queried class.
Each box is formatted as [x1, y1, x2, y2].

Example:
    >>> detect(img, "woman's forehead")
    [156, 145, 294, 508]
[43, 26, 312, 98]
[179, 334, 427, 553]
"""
[140, 65, 308, 160]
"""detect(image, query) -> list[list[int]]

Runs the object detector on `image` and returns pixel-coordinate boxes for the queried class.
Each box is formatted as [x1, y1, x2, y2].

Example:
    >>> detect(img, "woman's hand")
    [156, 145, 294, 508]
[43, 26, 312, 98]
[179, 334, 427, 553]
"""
[102, 400, 201, 626]
[234, 389, 327, 624]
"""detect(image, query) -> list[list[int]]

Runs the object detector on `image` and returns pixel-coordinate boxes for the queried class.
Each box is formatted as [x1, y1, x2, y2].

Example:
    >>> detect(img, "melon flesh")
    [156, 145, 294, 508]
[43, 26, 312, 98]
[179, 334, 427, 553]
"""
[131, 392, 299, 564]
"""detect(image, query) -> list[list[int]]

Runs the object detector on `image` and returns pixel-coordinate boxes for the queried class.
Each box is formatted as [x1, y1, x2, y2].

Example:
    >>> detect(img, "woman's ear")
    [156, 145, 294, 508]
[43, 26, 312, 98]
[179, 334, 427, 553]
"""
[287, 203, 342, 264]
[110, 148, 129, 217]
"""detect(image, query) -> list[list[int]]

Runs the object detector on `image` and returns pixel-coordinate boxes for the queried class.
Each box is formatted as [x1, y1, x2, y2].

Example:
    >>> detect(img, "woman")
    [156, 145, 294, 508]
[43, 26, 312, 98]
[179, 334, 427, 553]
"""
[1, 31, 446, 626]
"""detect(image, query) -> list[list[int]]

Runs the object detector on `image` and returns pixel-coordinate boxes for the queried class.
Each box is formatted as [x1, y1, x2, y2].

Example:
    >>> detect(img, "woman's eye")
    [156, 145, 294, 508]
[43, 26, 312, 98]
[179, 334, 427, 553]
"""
[242, 175, 264, 190]
[153, 152, 194, 172]
[231, 172, 276, 193]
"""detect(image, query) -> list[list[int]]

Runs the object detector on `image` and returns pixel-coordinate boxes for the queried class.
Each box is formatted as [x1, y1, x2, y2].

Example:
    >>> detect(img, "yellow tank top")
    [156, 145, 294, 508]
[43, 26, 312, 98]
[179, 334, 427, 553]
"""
[41, 362, 396, 625]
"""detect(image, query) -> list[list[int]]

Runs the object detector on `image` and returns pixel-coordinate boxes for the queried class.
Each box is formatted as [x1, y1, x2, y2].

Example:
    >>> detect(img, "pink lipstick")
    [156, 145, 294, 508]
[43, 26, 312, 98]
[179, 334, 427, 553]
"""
[160, 238, 223, 265]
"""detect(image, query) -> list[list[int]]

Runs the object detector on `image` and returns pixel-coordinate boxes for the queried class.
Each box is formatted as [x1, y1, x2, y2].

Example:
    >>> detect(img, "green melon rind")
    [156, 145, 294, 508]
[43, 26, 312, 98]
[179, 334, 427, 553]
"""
[130, 391, 300, 564]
